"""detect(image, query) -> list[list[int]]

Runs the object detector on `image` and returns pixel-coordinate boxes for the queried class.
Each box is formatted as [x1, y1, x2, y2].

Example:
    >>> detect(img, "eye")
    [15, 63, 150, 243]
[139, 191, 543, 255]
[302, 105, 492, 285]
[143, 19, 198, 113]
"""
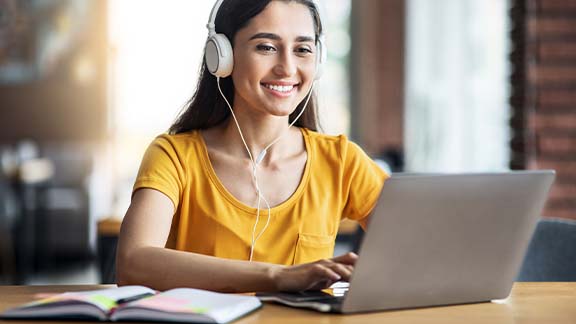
[256, 44, 276, 53]
[295, 46, 314, 56]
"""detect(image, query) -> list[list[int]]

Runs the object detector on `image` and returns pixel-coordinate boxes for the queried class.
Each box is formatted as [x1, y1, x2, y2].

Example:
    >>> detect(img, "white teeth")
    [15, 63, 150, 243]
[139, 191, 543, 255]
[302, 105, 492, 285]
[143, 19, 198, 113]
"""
[264, 84, 294, 92]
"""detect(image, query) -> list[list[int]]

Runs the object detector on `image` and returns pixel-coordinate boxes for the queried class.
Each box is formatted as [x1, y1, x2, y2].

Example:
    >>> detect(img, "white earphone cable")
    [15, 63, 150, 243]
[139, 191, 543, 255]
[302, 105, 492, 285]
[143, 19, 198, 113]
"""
[216, 79, 255, 163]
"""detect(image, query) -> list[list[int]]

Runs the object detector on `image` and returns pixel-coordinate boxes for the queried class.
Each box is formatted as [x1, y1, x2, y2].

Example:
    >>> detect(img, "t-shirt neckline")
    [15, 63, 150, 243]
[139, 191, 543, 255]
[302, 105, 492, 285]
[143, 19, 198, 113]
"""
[195, 128, 312, 214]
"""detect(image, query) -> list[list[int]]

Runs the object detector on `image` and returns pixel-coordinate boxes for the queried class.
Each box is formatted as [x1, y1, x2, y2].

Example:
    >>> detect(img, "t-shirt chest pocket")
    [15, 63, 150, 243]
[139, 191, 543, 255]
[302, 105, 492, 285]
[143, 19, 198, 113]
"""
[292, 233, 336, 265]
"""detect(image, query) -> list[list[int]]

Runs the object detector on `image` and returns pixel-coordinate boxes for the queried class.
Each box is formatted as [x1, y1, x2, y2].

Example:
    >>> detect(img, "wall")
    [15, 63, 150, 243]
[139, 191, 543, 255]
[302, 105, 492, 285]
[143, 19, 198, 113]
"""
[511, 0, 576, 220]
[0, 0, 108, 143]
[350, 0, 405, 159]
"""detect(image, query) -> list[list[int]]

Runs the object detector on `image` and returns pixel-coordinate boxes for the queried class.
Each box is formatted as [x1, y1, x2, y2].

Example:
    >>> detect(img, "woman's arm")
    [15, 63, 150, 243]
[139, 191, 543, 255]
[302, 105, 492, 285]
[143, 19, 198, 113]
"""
[116, 189, 356, 293]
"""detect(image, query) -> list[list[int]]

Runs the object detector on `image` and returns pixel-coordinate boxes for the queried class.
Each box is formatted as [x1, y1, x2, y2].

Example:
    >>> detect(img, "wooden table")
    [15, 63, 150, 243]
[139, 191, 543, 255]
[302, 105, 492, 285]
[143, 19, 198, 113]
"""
[1, 283, 575, 323]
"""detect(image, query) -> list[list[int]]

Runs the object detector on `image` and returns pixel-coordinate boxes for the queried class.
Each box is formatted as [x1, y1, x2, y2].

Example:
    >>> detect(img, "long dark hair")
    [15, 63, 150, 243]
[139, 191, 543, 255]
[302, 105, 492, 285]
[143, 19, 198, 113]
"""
[169, 0, 323, 134]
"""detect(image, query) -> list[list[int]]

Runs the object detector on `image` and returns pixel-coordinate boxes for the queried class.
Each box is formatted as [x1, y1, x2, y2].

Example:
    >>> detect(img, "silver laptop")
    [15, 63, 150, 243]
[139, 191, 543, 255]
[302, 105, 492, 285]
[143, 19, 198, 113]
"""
[258, 170, 555, 313]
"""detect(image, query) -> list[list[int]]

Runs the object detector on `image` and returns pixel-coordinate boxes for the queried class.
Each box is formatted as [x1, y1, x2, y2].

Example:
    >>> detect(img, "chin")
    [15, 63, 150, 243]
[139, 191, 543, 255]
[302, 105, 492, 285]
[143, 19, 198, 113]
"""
[256, 101, 296, 116]
[266, 111, 295, 119]
[267, 106, 299, 118]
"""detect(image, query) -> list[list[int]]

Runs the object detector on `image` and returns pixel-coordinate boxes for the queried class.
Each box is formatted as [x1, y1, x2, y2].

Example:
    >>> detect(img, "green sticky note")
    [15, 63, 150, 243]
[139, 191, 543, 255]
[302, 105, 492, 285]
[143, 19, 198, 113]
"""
[89, 295, 117, 310]
[189, 307, 208, 314]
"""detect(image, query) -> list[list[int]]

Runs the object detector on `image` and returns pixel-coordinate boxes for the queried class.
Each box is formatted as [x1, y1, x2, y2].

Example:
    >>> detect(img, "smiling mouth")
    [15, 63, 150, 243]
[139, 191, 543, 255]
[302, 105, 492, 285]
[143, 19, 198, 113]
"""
[262, 83, 298, 93]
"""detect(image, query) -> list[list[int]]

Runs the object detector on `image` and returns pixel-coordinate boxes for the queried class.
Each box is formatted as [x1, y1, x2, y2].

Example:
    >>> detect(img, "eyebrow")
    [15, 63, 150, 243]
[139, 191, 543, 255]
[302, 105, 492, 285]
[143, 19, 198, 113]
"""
[248, 32, 315, 43]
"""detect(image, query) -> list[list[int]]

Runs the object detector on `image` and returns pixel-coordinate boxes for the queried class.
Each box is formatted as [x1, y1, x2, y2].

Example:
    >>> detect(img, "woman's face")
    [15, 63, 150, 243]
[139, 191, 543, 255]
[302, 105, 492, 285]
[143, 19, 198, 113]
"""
[231, 1, 317, 119]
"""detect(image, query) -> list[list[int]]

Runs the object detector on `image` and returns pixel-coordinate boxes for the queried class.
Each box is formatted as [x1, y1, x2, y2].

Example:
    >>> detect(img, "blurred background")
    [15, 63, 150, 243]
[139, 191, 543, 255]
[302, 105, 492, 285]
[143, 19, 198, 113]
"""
[0, 0, 574, 285]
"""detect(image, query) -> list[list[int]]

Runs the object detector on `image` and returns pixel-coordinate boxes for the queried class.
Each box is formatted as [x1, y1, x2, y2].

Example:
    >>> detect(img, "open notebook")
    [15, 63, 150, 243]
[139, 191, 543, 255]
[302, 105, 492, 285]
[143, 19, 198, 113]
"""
[1, 286, 261, 323]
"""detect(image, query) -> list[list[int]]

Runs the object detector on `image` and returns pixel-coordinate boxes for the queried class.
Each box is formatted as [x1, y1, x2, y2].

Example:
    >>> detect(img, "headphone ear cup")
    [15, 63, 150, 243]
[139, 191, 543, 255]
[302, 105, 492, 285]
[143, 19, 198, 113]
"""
[314, 38, 326, 80]
[205, 33, 234, 78]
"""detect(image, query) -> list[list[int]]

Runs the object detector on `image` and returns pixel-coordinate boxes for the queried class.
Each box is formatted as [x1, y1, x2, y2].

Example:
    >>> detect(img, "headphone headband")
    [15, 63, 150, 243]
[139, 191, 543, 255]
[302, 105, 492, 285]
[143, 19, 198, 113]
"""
[206, 0, 224, 36]
[207, 0, 324, 34]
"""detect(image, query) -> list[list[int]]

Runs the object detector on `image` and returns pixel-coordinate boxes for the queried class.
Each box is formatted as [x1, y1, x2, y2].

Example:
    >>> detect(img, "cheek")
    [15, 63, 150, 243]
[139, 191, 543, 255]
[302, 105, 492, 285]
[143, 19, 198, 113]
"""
[231, 60, 263, 88]
[302, 60, 317, 80]
[231, 69, 255, 97]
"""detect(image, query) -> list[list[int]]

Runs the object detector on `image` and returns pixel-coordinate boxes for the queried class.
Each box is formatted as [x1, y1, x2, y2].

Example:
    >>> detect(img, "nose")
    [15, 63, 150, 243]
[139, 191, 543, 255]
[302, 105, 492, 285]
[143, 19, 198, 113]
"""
[273, 50, 297, 77]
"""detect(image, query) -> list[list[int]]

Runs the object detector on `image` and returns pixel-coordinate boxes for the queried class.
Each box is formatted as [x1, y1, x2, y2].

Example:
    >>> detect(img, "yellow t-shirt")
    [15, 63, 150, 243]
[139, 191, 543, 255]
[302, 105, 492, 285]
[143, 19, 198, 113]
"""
[133, 128, 388, 265]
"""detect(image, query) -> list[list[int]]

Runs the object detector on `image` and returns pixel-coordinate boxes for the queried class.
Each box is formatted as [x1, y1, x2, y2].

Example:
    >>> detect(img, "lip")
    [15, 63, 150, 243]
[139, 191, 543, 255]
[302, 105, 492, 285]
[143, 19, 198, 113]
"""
[261, 82, 299, 98]
[261, 80, 299, 86]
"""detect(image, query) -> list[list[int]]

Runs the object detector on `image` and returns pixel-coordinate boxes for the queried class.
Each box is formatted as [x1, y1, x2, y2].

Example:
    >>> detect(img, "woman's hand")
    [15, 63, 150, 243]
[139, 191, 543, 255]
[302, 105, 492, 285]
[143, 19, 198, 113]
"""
[270, 252, 358, 292]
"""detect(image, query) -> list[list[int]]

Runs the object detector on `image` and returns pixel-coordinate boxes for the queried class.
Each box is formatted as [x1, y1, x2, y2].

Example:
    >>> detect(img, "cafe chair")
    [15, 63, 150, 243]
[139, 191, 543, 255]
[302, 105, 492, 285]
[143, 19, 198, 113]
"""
[517, 218, 576, 281]
[0, 175, 18, 284]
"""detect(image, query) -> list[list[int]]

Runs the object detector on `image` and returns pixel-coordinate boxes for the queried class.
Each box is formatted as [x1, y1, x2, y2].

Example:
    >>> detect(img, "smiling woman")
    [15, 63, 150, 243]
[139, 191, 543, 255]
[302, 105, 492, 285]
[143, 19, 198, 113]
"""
[115, 0, 387, 294]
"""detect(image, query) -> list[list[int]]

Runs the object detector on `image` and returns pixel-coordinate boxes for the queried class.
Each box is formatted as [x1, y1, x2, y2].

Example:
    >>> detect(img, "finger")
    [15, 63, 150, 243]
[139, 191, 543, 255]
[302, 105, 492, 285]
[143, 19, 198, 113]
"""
[311, 264, 342, 282]
[331, 252, 358, 265]
[308, 269, 343, 291]
[324, 260, 354, 273]
[308, 279, 333, 291]
[327, 262, 353, 281]
[344, 264, 354, 273]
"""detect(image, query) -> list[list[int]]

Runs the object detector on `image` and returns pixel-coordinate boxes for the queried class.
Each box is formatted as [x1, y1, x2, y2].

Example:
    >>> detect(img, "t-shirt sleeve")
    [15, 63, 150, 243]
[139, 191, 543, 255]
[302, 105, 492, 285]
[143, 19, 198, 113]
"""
[132, 135, 185, 209]
[341, 140, 389, 223]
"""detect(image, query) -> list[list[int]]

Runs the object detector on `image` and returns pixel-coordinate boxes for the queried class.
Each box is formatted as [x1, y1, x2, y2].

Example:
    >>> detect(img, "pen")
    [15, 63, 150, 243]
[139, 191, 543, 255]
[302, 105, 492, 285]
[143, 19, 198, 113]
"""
[117, 292, 155, 304]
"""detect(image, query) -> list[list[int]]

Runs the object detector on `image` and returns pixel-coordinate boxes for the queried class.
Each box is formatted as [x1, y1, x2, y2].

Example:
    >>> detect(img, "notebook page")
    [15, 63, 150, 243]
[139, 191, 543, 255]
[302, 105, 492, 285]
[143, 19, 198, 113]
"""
[114, 288, 261, 323]
[21, 286, 155, 312]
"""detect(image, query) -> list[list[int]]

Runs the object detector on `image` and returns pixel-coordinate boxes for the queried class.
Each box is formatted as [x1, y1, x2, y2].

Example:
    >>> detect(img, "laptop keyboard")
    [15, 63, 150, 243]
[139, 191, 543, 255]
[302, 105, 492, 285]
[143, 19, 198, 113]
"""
[274, 281, 350, 304]
[272, 291, 345, 304]
[256, 281, 350, 311]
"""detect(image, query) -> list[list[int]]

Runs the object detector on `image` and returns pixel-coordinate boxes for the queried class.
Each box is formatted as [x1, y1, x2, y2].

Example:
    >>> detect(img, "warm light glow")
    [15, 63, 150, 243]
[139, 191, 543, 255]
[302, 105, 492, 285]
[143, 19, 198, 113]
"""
[109, 0, 213, 137]
[72, 54, 96, 84]
[107, 1, 214, 215]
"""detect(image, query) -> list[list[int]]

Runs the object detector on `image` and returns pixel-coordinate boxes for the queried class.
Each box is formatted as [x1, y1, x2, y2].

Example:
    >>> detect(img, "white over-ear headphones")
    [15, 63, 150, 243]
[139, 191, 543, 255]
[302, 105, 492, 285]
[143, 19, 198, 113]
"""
[205, 0, 326, 79]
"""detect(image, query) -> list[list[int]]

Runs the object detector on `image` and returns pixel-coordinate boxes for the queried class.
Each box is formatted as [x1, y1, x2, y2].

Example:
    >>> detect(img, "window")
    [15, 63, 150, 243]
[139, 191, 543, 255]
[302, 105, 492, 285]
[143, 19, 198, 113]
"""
[405, 0, 510, 172]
